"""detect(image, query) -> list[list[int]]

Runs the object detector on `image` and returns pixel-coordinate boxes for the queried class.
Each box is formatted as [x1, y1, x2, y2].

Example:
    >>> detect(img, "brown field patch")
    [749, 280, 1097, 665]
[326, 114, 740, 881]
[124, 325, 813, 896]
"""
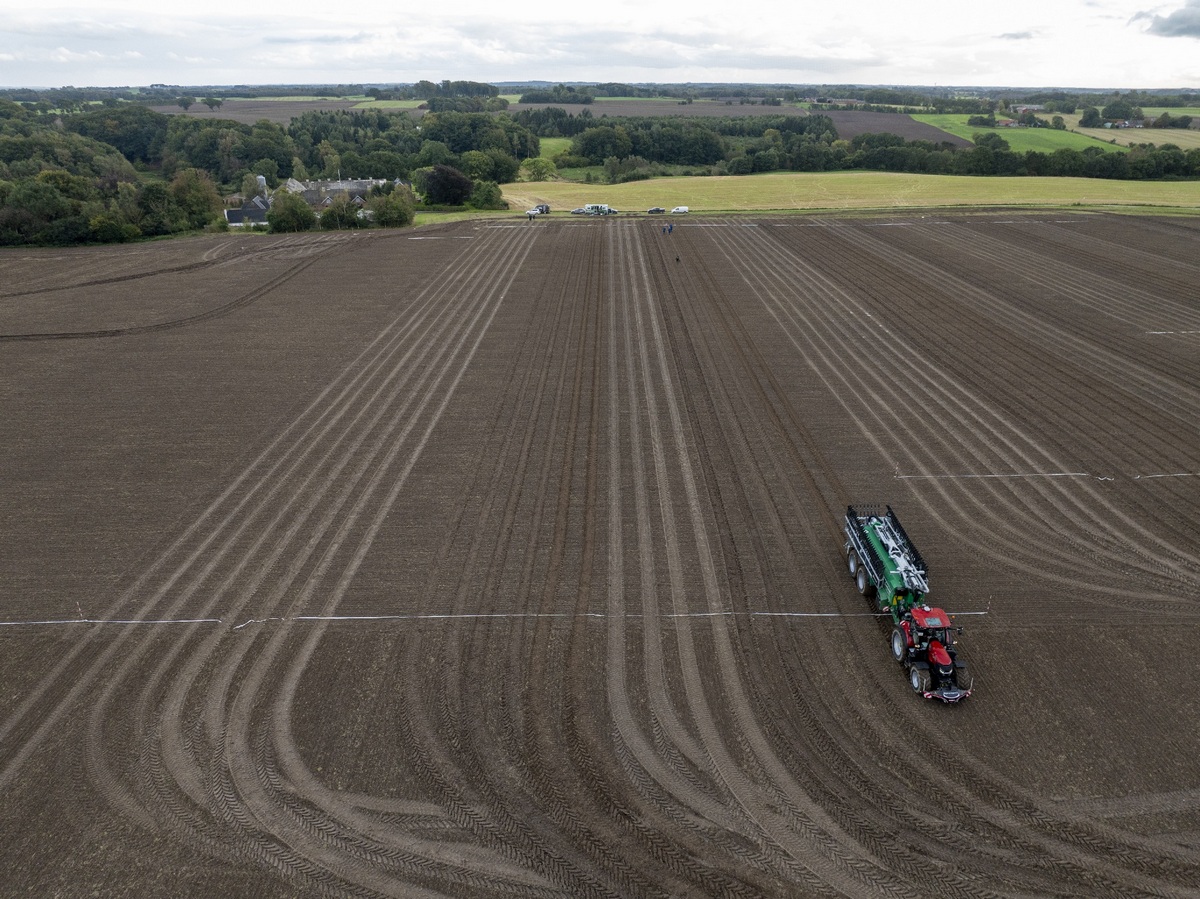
[821, 109, 973, 145]
[2, 213, 1200, 896]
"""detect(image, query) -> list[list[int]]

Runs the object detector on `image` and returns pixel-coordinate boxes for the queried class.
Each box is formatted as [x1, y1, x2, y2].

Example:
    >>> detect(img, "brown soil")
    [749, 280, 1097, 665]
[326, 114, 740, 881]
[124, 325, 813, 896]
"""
[2, 213, 1199, 897]
[821, 110, 974, 145]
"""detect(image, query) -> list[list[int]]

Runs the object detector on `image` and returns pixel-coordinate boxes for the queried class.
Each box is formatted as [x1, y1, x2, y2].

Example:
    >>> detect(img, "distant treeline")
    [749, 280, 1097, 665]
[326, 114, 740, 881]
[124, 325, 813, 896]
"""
[2, 83, 1199, 246]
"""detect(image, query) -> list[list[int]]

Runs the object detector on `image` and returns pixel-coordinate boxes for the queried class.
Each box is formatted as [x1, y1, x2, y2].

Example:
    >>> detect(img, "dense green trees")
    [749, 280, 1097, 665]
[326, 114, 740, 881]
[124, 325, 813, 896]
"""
[1, 81, 1198, 247]
[67, 105, 169, 165]
[319, 195, 363, 230]
[412, 164, 474, 205]
[519, 85, 594, 104]
[368, 185, 416, 226]
[265, 190, 316, 232]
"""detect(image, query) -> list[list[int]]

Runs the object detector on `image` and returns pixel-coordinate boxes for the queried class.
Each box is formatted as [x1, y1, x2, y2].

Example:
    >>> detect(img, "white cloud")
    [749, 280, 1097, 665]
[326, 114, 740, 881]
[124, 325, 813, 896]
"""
[0, 1, 1197, 88]
[1133, 0, 1200, 37]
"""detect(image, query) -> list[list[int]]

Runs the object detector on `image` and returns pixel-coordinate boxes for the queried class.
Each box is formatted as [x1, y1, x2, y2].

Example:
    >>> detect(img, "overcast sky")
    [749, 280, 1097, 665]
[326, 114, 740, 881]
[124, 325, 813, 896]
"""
[2, 0, 1199, 90]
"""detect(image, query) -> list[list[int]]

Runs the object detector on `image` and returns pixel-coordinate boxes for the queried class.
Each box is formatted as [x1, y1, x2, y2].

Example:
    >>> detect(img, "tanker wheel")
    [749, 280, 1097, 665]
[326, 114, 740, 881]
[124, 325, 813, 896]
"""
[847, 548, 858, 577]
[856, 567, 874, 597]
[890, 627, 908, 663]
[910, 667, 931, 694]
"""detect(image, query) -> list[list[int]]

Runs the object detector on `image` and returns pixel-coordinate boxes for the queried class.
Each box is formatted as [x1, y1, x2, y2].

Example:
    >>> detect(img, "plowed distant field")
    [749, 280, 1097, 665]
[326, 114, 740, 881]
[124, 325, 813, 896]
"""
[2, 213, 1200, 897]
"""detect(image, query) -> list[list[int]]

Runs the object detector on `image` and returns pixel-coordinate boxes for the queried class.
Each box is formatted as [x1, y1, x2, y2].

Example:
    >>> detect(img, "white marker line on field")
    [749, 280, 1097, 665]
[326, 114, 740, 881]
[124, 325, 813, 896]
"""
[0, 617, 220, 627]
[0, 609, 992, 629]
[901, 471, 1198, 482]
[896, 472, 1090, 480]
[1146, 330, 1200, 335]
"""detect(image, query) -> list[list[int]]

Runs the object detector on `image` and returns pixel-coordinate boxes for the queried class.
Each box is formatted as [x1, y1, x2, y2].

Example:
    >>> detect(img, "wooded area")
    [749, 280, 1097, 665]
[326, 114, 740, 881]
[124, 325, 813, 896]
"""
[2, 83, 1199, 246]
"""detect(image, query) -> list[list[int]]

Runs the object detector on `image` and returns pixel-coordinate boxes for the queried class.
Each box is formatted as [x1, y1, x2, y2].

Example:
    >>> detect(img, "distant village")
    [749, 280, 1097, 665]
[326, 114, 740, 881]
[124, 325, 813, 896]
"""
[224, 177, 405, 227]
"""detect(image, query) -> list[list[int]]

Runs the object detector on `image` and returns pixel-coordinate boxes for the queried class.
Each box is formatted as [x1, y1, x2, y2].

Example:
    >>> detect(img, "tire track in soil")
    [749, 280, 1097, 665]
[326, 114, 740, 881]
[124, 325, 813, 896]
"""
[810, 219, 1200, 600]
[668, 222, 1078, 897]
[387, 221, 639, 897]
[696, 216, 1200, 895]
[846, 217, 1200, 589]
[0, 233, 354, 341]
[696, 219, 1161, 897]
[643, 225, 1004, 898]
[9, 216, 1200, 897]
[744, 219, 1199, 614]
[205, 224, 547, 894]
[606, 221, 912, 896]
[3, 224, 544, 897]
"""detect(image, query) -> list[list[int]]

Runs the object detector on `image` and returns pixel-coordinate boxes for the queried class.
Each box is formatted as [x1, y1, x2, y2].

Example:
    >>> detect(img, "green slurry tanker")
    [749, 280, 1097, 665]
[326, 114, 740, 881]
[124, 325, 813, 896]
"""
[844, 505, 974, 702]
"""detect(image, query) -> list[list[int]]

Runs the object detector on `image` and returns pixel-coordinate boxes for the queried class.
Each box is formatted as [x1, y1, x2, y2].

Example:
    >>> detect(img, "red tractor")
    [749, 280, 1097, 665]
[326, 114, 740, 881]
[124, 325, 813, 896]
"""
[889, 604, 973, 702]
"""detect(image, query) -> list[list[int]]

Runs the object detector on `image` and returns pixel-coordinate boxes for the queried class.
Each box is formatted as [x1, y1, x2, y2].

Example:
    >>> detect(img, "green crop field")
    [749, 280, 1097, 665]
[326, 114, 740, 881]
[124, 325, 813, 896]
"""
[913, 114, 1121, 153]
[353, 99, 425, 110]
[502, 171, 1200, 216]
[538, 137, 572, 159]
[1142, 107, 1200, 118]
[1057, 113, 1200, 150]
[243, 95, 371, 102]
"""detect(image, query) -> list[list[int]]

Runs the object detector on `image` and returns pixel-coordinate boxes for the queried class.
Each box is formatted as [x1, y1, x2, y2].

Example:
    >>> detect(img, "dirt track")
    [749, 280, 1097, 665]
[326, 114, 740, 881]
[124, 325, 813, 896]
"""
[2, 212, 1199, 897]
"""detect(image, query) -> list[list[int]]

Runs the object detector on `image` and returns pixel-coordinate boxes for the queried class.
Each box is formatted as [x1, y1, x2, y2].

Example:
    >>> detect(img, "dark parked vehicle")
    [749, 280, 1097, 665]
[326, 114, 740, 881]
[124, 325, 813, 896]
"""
[648, 207, 666, 214]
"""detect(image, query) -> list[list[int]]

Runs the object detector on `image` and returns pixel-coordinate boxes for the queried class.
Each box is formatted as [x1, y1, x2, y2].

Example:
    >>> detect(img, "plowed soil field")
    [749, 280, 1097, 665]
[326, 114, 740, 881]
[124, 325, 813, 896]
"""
[2, 213, 1200, 897]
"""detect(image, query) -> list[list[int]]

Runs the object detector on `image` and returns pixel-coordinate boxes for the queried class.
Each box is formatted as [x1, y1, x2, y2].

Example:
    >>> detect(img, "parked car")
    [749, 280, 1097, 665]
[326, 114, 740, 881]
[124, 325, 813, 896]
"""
[571, 207, 586, 214]
[525, 208, 542, 216]
[648, 207, 666, 214]
[670, 206, 689, 214]
[534, 204, 550, 214]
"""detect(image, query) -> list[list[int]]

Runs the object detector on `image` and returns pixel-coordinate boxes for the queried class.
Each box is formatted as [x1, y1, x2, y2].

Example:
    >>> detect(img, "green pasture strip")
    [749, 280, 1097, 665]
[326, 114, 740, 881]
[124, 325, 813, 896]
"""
[592, 96, 671, 103]
[237, 95, 370, 102]
[592, 97, 737, 108]
[1075, 127, 1200, 150]
[352, 100, 424, 109]
[413, 210, 491, 227]
[1058, 113, 1200, 150]
[539, 137, 572, 159]
[914, 114, 1121, 153]
[501, 171, 1200, 215]
[1141, 107, 1200, 118]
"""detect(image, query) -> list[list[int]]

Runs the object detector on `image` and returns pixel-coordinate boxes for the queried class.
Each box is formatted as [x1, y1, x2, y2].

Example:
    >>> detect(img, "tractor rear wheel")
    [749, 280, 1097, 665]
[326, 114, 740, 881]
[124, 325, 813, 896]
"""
[910, 667, 931, 694]
[890, 627, 908, 663]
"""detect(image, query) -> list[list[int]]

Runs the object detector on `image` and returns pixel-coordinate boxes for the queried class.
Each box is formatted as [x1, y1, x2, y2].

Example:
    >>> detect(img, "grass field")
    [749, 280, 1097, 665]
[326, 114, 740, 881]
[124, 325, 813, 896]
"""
[1056, 113, 1200, 150]
[913, 114, 1122, 153]
[538, 137, 572, 159]
[229, 95, 371, 102]
[352, 99, 425, 110]
[501, 170, 1200, 215]
[1141, 107, 1200, 118]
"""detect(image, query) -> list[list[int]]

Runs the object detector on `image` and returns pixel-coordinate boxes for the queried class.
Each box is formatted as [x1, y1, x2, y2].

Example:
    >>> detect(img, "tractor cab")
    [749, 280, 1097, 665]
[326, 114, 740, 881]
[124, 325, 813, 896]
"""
[909, 604, 954, 648]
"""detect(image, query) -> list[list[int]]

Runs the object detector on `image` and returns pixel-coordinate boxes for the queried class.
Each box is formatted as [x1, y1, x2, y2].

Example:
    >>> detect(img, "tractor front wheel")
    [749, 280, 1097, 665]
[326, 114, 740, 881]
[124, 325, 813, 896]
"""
[955, 669, 974, 692]
[910, 667, 931, 694]
[890, 627, 908, 663]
